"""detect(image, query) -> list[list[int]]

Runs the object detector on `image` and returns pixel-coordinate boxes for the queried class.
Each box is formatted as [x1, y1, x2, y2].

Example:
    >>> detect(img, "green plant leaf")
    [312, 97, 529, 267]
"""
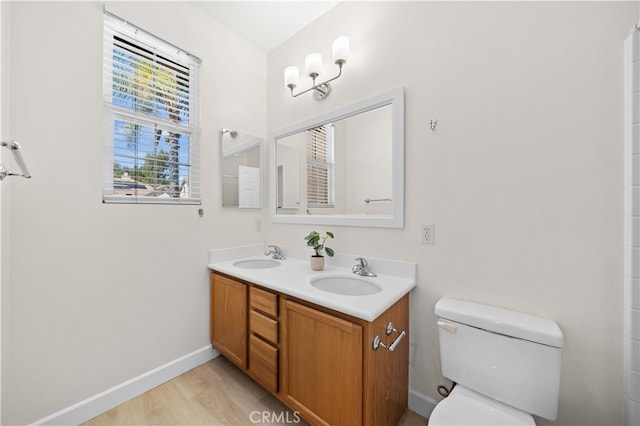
[304, 230, 335, 257]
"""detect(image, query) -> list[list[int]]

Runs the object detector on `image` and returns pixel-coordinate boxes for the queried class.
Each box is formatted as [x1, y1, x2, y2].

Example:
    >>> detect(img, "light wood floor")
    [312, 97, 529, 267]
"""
[84, 356, 428, 426]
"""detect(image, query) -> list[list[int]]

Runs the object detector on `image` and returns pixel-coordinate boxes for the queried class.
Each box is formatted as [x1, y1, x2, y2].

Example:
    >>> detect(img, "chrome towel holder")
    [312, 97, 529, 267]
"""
[0, 140, 31, 180]
[364, 198, 392, 204]
[372, 321, 406, 352]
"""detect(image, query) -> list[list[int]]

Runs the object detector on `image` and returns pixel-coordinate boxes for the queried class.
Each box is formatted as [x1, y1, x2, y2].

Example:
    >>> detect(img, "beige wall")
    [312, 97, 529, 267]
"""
[1, 2, 266, 424]
[266, 2, 637, 425]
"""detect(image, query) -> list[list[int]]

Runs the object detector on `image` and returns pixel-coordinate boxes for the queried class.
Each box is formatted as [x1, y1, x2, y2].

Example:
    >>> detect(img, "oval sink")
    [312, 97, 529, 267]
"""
[310, 275, 382, 296]
[233, 259, 281, 269]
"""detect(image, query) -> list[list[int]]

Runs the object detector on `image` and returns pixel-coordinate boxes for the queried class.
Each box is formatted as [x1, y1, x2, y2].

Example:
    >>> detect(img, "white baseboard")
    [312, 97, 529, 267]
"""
[33, 345, 220, 426]
[32, 347, 431, 425]
[408, 388, 437, 419]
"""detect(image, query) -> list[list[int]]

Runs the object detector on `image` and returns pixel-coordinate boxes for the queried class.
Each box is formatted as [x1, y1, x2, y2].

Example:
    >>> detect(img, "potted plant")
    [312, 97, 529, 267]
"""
[304, 231, 335, 271]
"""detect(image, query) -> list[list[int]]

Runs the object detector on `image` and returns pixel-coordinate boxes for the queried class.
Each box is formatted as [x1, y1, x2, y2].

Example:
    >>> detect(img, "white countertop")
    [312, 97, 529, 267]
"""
[207, 245, 416, 322]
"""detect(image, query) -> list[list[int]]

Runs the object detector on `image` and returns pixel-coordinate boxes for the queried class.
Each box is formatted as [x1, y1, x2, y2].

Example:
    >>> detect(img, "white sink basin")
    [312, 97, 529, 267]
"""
[310, 275, 382, 296]
[233, 259, 281, 269]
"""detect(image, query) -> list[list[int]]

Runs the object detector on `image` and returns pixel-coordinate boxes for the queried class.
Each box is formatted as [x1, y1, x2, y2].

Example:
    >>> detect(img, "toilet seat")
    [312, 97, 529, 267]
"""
[429, 386, 536, 426]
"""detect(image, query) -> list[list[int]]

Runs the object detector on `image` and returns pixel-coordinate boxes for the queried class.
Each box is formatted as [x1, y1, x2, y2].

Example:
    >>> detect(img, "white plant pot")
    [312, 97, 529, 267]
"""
[310, 256, 325, 271]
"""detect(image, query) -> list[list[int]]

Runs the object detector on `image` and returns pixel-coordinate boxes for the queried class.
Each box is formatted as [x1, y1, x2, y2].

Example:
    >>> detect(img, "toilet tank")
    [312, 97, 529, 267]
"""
[435, 297, 564, 421]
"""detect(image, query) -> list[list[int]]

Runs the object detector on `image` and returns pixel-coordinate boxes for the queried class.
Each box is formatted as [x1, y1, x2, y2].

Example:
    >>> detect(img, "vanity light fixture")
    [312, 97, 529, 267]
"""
[284, 36, 349, 101]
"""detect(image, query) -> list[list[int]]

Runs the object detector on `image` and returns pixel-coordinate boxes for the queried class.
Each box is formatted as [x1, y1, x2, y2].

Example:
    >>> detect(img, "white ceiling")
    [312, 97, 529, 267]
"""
[191, 1, 339, 52]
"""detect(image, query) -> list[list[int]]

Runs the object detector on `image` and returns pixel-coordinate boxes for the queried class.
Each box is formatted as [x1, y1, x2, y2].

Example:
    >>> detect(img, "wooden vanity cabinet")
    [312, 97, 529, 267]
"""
[210, 271, 410, 426]
[248, 286, 280, 393]
[210, 273, 247, 369]
[281, 296, 409, 426]
[281, 300, 363, 426]
[210, 273, 281, 393]
[362, 293, 410, 426]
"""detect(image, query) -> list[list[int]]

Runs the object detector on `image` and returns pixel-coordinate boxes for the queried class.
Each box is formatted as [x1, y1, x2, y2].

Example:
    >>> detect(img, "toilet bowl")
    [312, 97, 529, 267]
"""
[432, 297, 564, 426]
[429, 386, 535, 426]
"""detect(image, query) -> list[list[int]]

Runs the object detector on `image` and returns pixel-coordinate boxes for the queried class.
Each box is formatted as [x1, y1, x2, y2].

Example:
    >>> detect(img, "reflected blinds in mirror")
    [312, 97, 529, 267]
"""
[307, 124, 335, 207]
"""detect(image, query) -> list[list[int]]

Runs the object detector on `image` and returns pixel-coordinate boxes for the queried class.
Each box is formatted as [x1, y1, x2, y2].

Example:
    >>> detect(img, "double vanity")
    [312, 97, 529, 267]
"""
[208, 245, 416, 425]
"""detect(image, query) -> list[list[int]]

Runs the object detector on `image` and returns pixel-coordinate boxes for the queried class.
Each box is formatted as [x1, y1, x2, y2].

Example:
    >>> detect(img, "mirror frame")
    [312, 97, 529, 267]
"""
[270, 87, 405, 228]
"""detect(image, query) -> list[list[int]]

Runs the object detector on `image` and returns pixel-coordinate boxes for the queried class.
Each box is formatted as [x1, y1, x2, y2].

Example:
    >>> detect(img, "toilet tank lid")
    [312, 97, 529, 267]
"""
[435, 297, 564, 348]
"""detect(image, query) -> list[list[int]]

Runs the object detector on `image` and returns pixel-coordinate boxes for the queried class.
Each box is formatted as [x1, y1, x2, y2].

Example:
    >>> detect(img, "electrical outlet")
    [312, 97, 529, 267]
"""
[421, 224, 434, 245]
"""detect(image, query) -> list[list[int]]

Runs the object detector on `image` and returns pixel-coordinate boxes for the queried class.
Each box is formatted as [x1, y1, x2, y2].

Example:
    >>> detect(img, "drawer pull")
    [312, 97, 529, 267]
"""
[373, 330, 405, 352]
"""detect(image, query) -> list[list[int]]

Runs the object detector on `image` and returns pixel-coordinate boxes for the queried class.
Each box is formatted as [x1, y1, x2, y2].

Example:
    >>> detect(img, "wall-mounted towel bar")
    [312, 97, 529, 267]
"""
[364, 198, 392, 203]
[1, 140, 31, 180]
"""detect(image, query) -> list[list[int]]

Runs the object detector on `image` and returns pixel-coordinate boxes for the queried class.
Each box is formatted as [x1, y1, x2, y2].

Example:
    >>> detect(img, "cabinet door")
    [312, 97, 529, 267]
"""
[282, 300, 362, 426]
[211, 273, 247, 369]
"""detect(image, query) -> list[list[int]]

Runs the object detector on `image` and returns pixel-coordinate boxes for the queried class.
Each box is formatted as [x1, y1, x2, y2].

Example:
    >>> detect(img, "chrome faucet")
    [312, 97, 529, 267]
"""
[352, 257, 377, 277]
[265, 245, 286, 260]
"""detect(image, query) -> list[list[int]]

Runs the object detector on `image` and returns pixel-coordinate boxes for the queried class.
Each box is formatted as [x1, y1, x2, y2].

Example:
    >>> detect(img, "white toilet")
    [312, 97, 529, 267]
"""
[430, 297, 564, 425]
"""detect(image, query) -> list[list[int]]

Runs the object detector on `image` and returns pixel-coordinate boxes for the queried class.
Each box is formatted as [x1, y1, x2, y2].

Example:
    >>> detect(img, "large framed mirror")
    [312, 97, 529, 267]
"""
[220, 129, 263, 208]
[270, 87, 404, 228]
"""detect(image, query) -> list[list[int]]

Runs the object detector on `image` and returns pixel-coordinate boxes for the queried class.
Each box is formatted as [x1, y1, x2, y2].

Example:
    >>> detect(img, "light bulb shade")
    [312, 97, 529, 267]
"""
[284, 66, 299, 88]
[305, 53, 322, 77]
[332, 36, 349, 64]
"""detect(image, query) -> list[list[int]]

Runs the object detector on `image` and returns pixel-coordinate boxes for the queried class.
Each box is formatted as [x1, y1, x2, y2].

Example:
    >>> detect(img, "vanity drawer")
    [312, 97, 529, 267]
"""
[249, 335, 278, 393]
[250, 286, 278, 317]
[250, 310, 279, 344]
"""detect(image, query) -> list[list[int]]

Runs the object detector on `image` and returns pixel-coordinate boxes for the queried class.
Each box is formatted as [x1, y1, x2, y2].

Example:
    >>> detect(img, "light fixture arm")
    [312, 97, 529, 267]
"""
[284, 36, 349, 101]
[288, 62, 344, 101]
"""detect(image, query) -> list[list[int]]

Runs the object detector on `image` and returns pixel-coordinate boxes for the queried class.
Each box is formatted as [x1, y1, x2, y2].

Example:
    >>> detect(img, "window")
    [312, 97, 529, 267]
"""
[102, 11, 201, 204]
[306, 124, 335, 207]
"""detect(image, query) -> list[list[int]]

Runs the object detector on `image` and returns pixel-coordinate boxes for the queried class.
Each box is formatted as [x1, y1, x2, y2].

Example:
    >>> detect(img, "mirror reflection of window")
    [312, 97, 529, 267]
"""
[275, 104, 393, 215]
[307, 124, 335, 208]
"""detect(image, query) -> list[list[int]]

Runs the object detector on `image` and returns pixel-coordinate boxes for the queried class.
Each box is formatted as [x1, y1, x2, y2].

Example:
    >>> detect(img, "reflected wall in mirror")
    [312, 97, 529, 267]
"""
[271, 87, 404, 228]
[220, 129, 263, 208]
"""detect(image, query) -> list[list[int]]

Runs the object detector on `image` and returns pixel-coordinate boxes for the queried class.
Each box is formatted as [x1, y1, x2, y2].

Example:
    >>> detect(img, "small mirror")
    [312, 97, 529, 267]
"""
[220, 129, 263, 208]
[271, 87, 404, 228]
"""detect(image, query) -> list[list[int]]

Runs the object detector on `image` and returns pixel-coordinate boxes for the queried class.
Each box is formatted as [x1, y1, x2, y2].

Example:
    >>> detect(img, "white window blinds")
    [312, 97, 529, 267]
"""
[102, 11, 201, 204]
[307, 124, 335, 207]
